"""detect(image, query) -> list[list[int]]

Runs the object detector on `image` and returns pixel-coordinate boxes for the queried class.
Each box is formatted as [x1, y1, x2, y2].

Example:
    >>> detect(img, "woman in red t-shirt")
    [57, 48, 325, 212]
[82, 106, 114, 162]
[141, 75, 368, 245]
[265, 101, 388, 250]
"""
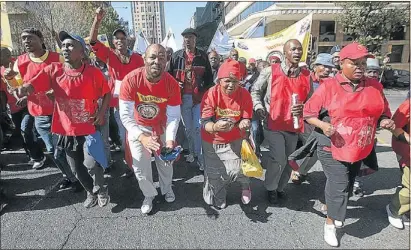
[303, 43, 394, 247]
[201, 59, 253, 209]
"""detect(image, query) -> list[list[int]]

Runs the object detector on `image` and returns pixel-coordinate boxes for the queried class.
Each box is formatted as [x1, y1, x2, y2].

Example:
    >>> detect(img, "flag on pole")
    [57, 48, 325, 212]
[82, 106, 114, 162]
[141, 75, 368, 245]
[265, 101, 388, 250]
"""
[207, 22, 234, 56]
[133, 28, 150, 55]
[240, 17, 266, 39]
[161, 28, 177, 52]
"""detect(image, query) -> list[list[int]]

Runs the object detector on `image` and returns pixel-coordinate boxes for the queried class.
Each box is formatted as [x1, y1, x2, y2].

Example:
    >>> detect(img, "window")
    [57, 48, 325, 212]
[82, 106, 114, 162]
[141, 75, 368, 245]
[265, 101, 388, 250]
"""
[319, 21, 335, 42]
[390, 24, 405, 40]
[148, 5, 151, 12]
[318, 46, 333, 54]
[390, 45, 403, 63]
[142, 23, 145, 28]
[142, 15, 145, 20]
[141, 6, 144, 12]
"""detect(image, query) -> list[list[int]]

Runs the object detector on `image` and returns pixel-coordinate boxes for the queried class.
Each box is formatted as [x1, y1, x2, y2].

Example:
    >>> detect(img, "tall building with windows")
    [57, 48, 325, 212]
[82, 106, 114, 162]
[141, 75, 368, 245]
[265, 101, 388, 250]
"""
[131, 1, 166, 44]
[223, 1, 410, 70]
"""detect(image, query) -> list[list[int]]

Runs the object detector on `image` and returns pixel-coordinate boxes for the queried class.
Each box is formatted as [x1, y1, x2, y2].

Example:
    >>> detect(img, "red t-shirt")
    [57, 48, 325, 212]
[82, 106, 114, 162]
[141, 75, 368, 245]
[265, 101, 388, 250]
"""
[29, 63, 110, 136]
[91, 40, 144, 107]
[201, 85, 253, 144]
[120, 67, 182, 134]
[17, 52, 60, 116]
[391, 98, 410, 167]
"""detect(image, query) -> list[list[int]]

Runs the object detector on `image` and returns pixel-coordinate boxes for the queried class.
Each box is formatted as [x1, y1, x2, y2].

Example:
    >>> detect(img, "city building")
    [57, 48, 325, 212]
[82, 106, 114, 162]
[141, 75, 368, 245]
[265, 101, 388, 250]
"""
[190, 2, 223, 28]
[223, 1, 410, 70]
[131, 1, 166, 44]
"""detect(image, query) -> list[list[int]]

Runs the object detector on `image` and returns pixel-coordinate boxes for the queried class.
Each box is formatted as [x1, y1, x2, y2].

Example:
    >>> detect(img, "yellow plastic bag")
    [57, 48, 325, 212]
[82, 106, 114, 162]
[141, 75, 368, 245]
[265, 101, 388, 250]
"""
[241, 139, 263, 178]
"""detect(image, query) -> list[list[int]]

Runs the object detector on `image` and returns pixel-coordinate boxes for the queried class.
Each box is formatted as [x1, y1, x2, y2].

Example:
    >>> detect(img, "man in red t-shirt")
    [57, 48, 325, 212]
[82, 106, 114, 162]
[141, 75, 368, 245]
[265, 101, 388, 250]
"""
[89, 7, 144, 155]
[18, 32, 111, 209]
[120, 44, 182, 215]
[251, 39, 311, 204]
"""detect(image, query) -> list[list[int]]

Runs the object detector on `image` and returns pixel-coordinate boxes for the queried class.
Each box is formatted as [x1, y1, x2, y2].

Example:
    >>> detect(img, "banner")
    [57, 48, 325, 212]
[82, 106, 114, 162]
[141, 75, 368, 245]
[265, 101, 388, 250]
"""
[234, 13, 313, 62]
[208, 22, 234, 56]
[0, 2, 13, 49]
[161, 28, 177, 52]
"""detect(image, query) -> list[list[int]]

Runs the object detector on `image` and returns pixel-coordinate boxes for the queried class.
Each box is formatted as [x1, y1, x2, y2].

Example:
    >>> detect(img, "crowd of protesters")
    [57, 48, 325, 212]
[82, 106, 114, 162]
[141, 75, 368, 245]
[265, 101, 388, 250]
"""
[0, 7, 409, 247]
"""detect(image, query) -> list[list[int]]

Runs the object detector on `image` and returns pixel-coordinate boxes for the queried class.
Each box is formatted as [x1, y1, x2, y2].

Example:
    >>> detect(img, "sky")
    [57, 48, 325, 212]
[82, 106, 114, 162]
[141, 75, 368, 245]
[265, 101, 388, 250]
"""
[111, 1, 207, 50]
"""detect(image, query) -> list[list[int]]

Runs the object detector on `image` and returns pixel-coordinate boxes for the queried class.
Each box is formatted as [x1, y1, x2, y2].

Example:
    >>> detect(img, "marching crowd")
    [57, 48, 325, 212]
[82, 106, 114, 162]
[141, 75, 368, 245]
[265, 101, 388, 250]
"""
[0, 7, 410, 247]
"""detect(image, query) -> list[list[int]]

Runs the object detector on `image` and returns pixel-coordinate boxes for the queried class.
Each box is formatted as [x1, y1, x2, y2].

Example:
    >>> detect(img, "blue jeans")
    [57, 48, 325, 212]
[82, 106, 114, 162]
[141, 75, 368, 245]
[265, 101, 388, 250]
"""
[11, 108, 44, 161]
[181, 94, 203, 163]
[53, 134, 77, 182]
[251, 114, 263, 155]
[109, 107, 125, 148]
[97, 109, 111, 163]
[34, 116, 54, 152]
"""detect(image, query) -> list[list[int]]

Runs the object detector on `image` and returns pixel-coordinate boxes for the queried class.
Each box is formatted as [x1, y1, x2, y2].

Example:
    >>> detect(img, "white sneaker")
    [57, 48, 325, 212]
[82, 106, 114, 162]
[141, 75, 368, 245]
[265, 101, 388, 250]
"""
[334, 220, 344, 228]
[32, 156, 47, 169]
[185, 153, 195, 163]
[141, 196, 154, 214]
[386, 204, 404, 229]
[324, 222, 339, 247]
[165, 189, 175, 203]
[198, 160, 204, 171]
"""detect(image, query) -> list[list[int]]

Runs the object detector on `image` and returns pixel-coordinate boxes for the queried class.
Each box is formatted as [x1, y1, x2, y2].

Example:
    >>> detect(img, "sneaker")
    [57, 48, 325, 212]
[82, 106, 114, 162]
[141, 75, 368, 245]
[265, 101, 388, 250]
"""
[28, 158, 35, 165]
[324, 222, 339, 247]
[114, 145, 121, 152]
[402, 213, 410, 226]
[386, 204, 404, 229]
[185, 153, 195, 163]
[141, 196, 154, 214]
[291, 171, 307, 185]
[241, 188, 252, 205]
[165, 189, 175, 203]
[213, 202, 227, 210]
[353, 180, 364, 197]
[32, 156, 47, 169]
[97, 190, 110, 207]
[277, 190, 287, 199]
[58, 178, 72, 190]
[334, 220, 344, 228]
[83, 193, 98, 208]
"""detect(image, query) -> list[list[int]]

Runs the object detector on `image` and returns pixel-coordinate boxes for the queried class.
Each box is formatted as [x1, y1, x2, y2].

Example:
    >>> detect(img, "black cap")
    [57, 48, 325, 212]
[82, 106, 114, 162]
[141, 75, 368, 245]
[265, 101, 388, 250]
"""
[112, 28, 127, 37]
[181, 28, 197, 37]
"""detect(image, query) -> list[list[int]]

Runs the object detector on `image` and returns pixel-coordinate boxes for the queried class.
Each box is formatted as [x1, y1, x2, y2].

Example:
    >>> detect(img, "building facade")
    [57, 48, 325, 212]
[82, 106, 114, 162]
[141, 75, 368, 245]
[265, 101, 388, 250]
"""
[131, 1, 166, 44]
[223, 1, 410, 70]
[191, 2, 224, 29]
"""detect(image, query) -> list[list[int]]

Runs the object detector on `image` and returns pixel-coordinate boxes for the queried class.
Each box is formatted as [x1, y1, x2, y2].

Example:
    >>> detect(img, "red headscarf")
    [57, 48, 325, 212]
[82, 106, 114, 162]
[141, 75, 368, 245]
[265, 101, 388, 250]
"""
[217, 58, 241, 80]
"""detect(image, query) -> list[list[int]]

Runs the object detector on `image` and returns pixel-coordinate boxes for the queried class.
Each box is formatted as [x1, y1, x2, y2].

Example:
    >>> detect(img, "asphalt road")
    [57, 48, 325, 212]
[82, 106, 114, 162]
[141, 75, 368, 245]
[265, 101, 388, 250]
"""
[1, 88, 409, 249]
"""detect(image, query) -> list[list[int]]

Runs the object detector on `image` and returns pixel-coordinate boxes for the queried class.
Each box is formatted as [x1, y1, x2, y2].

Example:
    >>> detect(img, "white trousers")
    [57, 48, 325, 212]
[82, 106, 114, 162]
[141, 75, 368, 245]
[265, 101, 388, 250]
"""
[127, 125, 173, 198]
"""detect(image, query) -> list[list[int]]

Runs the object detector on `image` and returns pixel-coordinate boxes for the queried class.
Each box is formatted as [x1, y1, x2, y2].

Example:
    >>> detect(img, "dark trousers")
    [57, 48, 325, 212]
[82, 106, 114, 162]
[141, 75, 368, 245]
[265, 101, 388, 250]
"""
[11, 108, 44, 161]
[109, 107, 121, 145]
[317, 146, 362, 221]
[251, 114, 263, 155]
[64, 138, 106, 194]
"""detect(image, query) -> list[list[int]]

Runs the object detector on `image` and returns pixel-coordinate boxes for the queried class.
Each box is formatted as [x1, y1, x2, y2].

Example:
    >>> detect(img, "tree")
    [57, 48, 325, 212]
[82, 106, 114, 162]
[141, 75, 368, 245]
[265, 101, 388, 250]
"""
[336, 2, 410, 55]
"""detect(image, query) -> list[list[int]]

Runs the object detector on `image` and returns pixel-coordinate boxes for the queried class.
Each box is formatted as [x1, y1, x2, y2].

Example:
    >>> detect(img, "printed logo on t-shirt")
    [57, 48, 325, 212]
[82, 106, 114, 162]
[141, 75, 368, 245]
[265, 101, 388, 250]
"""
[137, 103, 159, 120]
[216, 107, 241, 117]
[137, 92, 167, 103]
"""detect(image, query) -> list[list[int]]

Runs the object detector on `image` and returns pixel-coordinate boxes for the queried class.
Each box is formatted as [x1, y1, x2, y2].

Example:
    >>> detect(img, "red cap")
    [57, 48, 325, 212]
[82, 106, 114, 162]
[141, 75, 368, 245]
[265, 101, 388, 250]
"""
[340, 42, 375, 60]
[269, 55, 280, 61]
[249, 58, 256, 64]
[217, 58, 241, 80]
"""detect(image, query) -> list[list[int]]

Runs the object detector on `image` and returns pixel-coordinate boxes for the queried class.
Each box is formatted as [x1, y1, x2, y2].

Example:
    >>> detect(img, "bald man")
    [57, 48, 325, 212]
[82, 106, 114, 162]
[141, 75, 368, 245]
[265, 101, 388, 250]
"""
[229, 49, 247, 80]
[120, 44, 182, 214]
[251, 39, 313, 204]
[208, 51, 220, 83]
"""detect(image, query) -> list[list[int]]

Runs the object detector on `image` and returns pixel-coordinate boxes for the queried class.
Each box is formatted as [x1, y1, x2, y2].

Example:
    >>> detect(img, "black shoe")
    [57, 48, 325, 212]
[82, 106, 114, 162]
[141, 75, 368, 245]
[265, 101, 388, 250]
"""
[71, 181, 84, 193]
[277, 190, 287, 199]
[267, 190, 278, 204]
[58, 178, 72, 190]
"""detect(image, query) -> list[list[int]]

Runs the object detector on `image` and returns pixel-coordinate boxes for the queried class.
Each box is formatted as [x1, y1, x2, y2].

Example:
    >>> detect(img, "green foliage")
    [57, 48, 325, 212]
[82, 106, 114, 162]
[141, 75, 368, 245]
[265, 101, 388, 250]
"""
[336, 2, 410, 55]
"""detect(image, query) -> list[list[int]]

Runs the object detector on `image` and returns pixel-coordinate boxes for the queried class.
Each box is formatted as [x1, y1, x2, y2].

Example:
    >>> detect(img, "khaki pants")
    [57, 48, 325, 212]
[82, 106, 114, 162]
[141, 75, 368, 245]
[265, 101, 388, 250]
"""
[202, 139, 250, 207]
[127, 126, 173, 198]
[264, 130, 299, 192]
[390, 166, 410, 216]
